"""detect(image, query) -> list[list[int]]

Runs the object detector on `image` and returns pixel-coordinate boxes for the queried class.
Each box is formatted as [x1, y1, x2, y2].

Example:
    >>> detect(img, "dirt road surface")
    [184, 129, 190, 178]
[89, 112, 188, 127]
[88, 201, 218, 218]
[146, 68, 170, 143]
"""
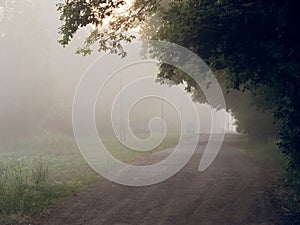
[28, 134, 285, 225]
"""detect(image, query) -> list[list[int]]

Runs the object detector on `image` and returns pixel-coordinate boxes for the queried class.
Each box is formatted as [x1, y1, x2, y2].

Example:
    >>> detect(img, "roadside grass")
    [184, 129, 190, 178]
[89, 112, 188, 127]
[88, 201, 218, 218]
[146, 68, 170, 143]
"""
[0, 159, 85, 224]
[0, 132, 180, 223]
[239, 136, 286, 174]
[239, 135, 300, 224]
[103, 134, 180, 163]
[0, 134, 95, 224]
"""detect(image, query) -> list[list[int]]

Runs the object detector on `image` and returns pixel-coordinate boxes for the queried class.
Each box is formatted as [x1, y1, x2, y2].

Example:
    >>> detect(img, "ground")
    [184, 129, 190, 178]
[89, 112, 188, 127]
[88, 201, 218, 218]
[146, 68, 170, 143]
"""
[22, 134, 286, 225]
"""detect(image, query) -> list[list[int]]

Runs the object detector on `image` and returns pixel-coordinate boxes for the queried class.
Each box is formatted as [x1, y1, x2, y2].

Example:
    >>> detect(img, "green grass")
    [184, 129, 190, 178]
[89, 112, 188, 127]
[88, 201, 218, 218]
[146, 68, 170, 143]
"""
[0, 158, 87, 224]
[239, 136, 286, 174]
[102, 134, 180, 163]
[239, 135, 300, 224]
[0, 132, 180, 223]
[0, 133, 93, 223]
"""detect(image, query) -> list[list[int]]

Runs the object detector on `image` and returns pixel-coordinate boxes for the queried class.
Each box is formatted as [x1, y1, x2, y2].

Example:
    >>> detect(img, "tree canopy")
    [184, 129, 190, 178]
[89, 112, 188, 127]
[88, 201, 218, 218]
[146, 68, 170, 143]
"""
[150, 0, 300, 172]
[57, 0, 158, 56]
[57, 0, 300, 177]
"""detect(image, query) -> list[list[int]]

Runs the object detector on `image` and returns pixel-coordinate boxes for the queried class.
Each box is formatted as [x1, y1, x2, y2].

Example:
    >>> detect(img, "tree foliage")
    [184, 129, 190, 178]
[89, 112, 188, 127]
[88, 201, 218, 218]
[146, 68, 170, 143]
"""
[150, 0, 300, 172]
[57, 0, 300, 174]
[57, 0, 158, 56]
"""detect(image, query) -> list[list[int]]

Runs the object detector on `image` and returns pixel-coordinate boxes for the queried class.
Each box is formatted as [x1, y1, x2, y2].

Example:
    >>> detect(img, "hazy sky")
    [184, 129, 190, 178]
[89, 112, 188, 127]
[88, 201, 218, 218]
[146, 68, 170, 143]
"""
[0, 0, 236, 138]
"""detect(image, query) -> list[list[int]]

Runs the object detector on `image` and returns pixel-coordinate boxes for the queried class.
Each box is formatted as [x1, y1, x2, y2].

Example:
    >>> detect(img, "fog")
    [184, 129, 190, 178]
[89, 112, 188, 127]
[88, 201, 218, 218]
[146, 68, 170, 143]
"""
[0, 0, 236, 141]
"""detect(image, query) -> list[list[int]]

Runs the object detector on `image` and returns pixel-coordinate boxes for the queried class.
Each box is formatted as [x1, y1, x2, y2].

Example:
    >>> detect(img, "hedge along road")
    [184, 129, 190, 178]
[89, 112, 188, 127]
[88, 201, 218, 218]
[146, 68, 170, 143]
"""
[24, 133, 285, 225]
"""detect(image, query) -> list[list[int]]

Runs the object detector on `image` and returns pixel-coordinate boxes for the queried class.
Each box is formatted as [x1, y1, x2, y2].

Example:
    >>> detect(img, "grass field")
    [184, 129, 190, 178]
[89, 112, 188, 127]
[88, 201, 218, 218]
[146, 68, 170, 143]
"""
[0, 132, 180, 223]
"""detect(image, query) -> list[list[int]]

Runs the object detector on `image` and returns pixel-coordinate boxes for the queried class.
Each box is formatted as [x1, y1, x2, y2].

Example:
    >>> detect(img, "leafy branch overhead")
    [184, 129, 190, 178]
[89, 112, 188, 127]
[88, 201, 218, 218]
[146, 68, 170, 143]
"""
[57, 0, 159, 56]
[57, 0, 300, 180]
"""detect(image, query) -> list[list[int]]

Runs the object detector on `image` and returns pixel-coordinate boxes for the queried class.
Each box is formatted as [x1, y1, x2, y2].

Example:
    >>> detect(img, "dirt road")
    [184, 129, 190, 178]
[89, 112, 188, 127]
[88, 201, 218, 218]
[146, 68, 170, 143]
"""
[30, 134, 285, 225]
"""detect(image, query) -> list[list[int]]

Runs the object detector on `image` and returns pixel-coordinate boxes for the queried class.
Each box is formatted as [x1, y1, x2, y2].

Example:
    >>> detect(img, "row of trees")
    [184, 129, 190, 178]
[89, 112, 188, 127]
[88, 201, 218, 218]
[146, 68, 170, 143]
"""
[0, 0, 88, 137]
[0, 0, 55, 137]
[57, 0, 299, 177]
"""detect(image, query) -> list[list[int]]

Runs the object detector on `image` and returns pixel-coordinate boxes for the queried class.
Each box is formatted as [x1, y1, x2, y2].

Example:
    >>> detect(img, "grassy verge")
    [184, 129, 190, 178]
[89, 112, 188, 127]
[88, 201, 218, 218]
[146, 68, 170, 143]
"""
[239, 135, 300, 224]
[0, 132, 180, 223]
[239, 136, 286, 174]
[103, 134, 180, 163]
[0, 133, 96, 224]
[0, 159, 86, 224]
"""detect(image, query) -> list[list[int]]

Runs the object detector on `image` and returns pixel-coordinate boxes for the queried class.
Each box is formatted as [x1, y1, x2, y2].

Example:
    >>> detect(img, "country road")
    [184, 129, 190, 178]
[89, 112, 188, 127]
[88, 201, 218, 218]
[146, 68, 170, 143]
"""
[28, 134, 285, 225]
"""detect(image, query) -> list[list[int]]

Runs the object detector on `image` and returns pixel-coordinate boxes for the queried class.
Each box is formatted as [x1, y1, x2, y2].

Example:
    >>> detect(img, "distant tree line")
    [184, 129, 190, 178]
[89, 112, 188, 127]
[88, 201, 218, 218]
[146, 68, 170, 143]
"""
[0, 0, 74, 138]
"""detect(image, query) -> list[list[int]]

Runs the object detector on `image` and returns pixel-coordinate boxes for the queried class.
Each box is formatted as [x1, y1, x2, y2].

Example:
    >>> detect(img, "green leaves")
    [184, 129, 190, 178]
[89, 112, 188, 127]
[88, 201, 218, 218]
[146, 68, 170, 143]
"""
[57, 0, 159, 55]
[150, 0, 300, 176]
[56, 0, 300, 179]
[57, 0, 122, 47]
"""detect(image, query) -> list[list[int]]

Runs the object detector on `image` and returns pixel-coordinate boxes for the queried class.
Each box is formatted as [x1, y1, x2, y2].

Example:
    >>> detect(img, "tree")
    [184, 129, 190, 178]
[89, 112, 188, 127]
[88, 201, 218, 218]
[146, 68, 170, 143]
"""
[0, 0, 55, 137]
[57, 0, 158, 56]
[149, 0, 300, 174]
[57, 0, 300, 176]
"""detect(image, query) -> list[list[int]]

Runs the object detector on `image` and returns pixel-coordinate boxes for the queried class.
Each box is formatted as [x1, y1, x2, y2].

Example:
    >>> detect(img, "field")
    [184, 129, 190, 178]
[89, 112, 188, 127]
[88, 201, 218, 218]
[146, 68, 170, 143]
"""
[0, 132, 180, 223]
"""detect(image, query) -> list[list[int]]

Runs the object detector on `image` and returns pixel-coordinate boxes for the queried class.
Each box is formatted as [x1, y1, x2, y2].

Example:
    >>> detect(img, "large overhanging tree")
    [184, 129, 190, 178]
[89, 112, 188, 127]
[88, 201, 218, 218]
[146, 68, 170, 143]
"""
[57, 0, 300, 178]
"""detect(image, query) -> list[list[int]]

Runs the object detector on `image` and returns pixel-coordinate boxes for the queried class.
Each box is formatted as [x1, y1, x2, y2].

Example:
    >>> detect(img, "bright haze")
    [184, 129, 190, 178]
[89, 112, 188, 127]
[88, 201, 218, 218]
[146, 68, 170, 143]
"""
[0, 0, 236, 140]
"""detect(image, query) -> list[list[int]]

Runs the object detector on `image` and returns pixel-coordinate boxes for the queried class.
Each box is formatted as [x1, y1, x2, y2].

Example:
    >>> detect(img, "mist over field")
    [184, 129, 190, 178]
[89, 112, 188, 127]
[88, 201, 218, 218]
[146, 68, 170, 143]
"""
[3, 1, 299, 224]
[0, 0, 235, 141]
[1, 0, 93, 138]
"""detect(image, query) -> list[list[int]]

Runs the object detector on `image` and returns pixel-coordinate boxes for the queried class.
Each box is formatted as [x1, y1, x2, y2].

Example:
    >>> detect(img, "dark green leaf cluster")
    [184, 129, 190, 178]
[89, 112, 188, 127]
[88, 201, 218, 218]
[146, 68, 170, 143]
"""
[152, 0, 300, 174]
[56, 0, 300, 178]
